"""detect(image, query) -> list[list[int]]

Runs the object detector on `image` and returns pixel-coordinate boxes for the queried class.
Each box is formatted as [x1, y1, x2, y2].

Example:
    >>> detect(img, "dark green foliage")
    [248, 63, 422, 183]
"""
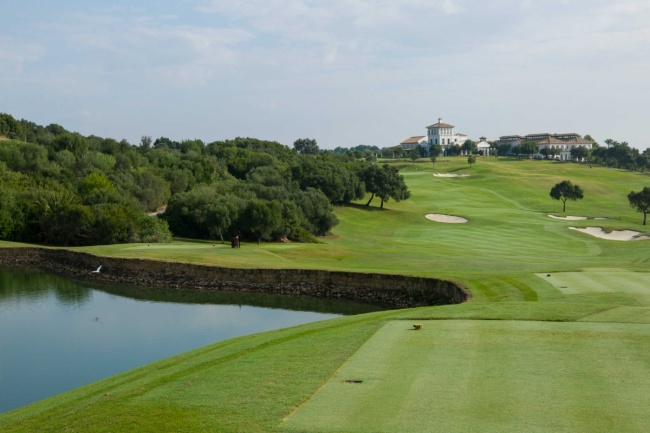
[467, 154, 477, 167]
[550, 180, 584, 212]
[429, 143, 443, 157]
[361, 164, 411, 209]
[627, 187, 650, 225]
[293, 138, 319, 155]
[241, 199, 283, 244]
[163, 179, 337, 243]
[0, 114, 350, 245]
[294, 188, 338, 236]
[570, 145, 589, 161]
[518, 141, 539, 157]
[462, 139, 477, 154]
[0, 113, 24, 139]
[591, 139, 648, 171]
[131, 171, 171, 212]
[292, 157, 365, 204]
[164, 187, 243, 240]
[0, 187, 25, 239]
[497, 142, 513, 157]
[51, 133, 89, 157]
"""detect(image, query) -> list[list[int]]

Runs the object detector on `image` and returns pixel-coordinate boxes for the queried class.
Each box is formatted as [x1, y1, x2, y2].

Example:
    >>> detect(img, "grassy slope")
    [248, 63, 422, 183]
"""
[1, 157, 649, 432]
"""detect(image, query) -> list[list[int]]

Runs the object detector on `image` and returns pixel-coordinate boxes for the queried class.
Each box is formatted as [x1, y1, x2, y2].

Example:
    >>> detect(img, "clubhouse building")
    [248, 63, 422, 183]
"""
[497, 133, 594, 160]
[400, 118, 490, 156]
[399, 118, 591, 159]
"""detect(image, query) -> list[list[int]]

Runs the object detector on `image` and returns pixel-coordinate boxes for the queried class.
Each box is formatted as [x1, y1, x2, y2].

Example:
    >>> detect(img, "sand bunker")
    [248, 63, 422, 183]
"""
[569, 227, 649, 241]
[433, 173, 471, 178]
[425, 214, 468, 223]
[548, 215, 587, 220]
[548, 215, 607, 221]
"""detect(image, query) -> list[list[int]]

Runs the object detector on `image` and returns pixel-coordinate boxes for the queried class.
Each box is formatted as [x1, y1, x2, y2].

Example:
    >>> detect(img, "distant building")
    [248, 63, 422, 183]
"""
[476, 136, 491, 156]
[497, 132, 594, 160]
[400, 118, 486, 156]
[399, 136, 427, 154]
[426, 119, 468, 154]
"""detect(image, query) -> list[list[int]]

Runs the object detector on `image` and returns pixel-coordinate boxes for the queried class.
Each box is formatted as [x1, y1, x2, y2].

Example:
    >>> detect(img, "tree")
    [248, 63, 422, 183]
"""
[550, 180, 584, 212]
[429, 143, 442, 157]
[584, 134, 599, 147]
[361, 164, 411, 209]
[547, 145, 560, 159]
[467, 154, 476, 168]
[462, 140, 476, 155]
[140, 135, 152, 149]
[519, 141, 539, 158]
[539, 147, 549, 159]
[52, 133, 89, 157]
[410, 150, 419, 164]
[497, 142, 512, 157]
[429, 155, 437, 167]
[206, 197, 238, 243]
[570, 145, 589, 161]
[293, 138, 319, 155]
[0, 187, 25, 239]
[628, 187, 650, 225]
[0, 113, 23, 139]
[241, 199, 282, 244]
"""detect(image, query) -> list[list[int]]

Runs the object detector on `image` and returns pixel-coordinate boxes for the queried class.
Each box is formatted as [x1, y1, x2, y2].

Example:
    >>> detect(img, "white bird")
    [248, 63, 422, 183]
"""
[92, 265, 102, 273]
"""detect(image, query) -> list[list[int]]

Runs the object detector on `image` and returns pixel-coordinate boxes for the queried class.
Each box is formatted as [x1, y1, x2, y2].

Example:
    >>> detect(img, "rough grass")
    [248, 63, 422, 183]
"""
[1, 157, 649, 432]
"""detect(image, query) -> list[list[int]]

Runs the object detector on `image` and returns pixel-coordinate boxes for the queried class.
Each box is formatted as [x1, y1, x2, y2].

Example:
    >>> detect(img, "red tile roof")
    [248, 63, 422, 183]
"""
[426, 121, 455, 129]
[401, 136, 426, 144]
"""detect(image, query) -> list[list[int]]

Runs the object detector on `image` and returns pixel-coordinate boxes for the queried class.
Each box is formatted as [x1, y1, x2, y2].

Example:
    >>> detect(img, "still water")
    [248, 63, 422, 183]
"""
[0, 266, 382, 413]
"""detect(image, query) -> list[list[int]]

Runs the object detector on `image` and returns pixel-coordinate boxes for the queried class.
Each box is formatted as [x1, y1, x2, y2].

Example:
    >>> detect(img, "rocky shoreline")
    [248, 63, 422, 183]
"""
[0, 247, 470, 309]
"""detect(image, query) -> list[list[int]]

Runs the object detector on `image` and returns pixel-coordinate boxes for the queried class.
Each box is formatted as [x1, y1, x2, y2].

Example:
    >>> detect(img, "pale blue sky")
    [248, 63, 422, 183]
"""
[1, 1, 648, 149]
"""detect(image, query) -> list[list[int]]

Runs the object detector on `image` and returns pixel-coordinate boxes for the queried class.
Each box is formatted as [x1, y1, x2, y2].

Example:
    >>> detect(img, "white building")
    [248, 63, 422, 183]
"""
[476, 136, 491, 156]
[400, 118, 487, 156]
[399, 136, 427, 154]
[497, 133, 594, 160]
[426, 118, 471, 155]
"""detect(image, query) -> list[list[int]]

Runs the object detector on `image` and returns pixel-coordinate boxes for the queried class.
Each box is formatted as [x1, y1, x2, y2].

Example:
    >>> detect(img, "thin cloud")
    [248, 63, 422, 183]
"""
[0, 38, 43, 73]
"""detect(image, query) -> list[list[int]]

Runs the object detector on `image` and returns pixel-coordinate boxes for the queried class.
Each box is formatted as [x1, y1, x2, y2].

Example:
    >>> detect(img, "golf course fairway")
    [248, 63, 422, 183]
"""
[0, 157, 648, 432]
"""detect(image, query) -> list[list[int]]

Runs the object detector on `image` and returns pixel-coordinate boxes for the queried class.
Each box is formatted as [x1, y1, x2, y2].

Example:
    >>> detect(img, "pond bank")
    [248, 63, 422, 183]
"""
[0, 248, 470, 309]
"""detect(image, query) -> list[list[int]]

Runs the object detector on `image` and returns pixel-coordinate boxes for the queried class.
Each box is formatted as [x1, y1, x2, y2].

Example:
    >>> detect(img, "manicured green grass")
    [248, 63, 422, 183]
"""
[538, 269, 650, 306]
[283, 320, 650, 433]
[66, 158, 650, 281]
[1, 157, 649, 432]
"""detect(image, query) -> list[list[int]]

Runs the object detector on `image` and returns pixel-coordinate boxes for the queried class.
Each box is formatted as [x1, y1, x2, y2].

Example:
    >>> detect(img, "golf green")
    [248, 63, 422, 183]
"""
[282, 320, 650, 433]
[536, 269, 650, 306]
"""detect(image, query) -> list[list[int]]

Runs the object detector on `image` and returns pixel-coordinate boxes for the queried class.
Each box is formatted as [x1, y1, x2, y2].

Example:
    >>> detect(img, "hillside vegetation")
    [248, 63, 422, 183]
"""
[0, 157, 649, 432]
[2, 113, 411, 246]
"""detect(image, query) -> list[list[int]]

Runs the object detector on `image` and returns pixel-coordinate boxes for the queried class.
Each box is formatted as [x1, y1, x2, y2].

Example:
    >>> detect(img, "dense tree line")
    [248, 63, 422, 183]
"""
[0, 113, 410, 246]
[590, 139, 650, 172]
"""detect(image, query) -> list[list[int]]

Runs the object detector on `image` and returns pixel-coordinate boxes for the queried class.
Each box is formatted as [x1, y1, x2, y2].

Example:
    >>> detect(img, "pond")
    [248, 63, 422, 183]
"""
[0, 266, 383, 413]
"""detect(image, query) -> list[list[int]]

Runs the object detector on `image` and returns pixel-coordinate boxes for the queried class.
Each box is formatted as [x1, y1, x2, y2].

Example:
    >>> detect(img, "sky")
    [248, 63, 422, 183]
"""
[1, 0, 649, 150]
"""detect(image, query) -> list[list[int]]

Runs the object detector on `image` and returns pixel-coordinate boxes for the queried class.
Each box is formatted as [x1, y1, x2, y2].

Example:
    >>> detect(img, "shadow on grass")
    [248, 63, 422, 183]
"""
[446, 166, 472, 173]
[171, 237, 223, 244]
[340, 203, 395, 212]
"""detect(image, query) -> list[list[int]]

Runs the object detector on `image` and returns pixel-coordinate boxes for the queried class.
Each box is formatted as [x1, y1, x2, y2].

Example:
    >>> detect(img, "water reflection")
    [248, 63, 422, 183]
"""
[0, 267, 92, 306]
[0, 266, 383, 414]
[0, 266, 382, 314]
